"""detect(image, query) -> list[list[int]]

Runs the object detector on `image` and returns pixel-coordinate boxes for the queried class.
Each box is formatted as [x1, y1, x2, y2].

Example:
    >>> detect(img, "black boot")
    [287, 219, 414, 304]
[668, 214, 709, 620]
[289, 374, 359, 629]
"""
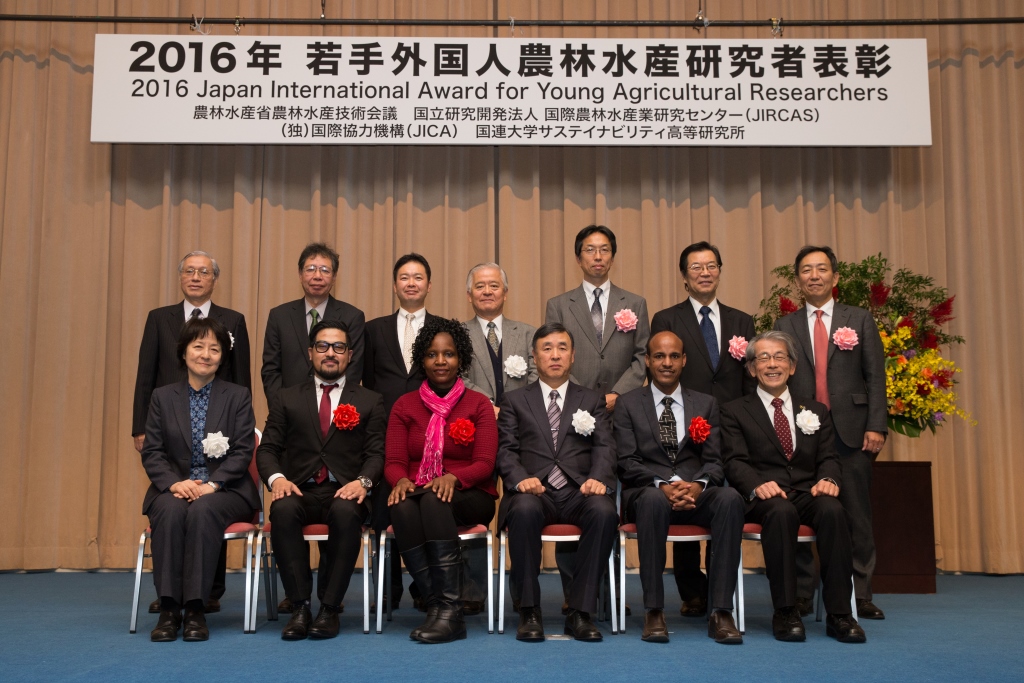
[415, 540, 467, 644]
[401, 544, 438, 641]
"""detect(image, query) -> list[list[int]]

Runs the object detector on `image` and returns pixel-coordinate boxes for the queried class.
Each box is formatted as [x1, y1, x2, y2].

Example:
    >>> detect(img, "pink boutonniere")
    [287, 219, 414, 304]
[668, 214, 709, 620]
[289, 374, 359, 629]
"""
[832, 327, 859, 351]
[727, 335, 748, 361]
[613, 308, 639, 332]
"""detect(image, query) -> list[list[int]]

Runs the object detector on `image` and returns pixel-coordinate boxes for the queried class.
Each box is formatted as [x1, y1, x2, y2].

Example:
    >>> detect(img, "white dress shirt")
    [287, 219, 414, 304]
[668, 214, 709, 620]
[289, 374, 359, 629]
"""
[476, 314, 503, 345]
[581, 279, 611, 331]
[305, 299, 329, 332]
[688, 296, 722, 352]
[805, 298, 836, 361]
[267, 375, 347, 488]
[538, 379, 567, 412]
[183, 300, 212, 321]
[651, 384, 709, 488]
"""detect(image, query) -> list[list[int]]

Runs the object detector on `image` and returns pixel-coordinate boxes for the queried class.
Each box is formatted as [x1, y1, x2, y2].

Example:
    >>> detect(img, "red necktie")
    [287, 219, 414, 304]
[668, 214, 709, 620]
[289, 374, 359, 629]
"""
[771, 398, 794, 460]
[316, 383, 338, 484]
[814, 310, 830, 409]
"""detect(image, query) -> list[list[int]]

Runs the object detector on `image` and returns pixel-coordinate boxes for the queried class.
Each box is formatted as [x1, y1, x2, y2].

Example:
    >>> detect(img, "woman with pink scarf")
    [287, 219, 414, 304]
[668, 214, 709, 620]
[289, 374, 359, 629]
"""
[385, 317, 498, 643]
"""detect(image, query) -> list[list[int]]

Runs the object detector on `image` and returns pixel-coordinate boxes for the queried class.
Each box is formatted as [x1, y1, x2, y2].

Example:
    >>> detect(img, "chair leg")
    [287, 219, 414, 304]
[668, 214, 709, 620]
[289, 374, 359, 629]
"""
[737, 545, 745, 634]
[267, 550, 279, 621]
[607, 548, 618, 635]
[618, 531, 627, 634]
[850, 575, 858, 622]
[249, 534, 263, 633]
[486, 531, 494, 634]
[385, 536, 394, 622]
[129, 531, 148, 634]
[497, 531, 507, 634]
[362, 529, 371, 634]
[375, 532, 387, 634]
[242, 532, 254, 633]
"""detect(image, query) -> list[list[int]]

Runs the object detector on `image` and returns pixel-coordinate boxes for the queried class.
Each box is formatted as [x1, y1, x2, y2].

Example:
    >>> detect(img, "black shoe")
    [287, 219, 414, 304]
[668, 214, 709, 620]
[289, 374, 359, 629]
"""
[641, 609, 669, 643]
[827, 613, 867, 643]
[707, 609, 742, 644]
[772, 607, 806, 642]
[281, 603, 312, 640]
[148, 598, 161, 614]
[150, 609, 181, 642]
[679, 595, 707, 618]
[400, 544, 435, 640]
[795, 596, 814, 617]
[463, 600, 484, 616]
[203, 598, 220, 613]
[564, 609, 602, 642]
[415, 540, 467, 644]
[182, 607, 209, 642]
[308, 605, 340, 639]
[856, 599, 885, 620]
[416, 605, 467, 644]
[516, 606, 544, 642]
[411, 602, 441, 641]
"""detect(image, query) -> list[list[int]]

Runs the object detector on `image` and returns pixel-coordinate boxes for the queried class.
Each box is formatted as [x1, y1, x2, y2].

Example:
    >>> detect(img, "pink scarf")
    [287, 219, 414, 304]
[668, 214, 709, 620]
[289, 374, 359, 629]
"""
[415, 378, 466, 486]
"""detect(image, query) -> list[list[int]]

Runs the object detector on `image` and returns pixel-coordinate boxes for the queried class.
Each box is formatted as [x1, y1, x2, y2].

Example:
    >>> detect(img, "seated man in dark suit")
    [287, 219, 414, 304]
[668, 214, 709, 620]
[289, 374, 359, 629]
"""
[615, 331, 744, 644]
[496, 323, 618, 642]
[256, 320, 386, 640]
[721, 331, 865, 643]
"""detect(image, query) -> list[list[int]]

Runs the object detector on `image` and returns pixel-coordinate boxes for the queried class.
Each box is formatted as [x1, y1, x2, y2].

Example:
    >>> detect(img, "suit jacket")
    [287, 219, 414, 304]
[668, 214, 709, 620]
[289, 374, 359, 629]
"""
[141, 380, 259, 515]
[362, 310, 440, 415]
[132, 302, 251, 436]
[261, 295, 366, 408]
[615, 385, 724, 511]
[496, 381, 616, 527]
[650, 299, 757, 404]
[720, 393, 841, 504]
[256, 379, 386, 494]
[462, 317, 538, 402]
[385, 388, 498, 498]
[774, 304, 887, 449]
[545, 284, 650, 395]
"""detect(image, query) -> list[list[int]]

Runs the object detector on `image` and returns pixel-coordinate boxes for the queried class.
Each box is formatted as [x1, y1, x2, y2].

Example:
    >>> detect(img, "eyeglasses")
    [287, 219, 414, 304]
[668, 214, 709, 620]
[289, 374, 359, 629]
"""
[687, 263, 720, 273]
[313, 341, 349, 353]
[754, 353, 791, 365]
[580, 246, 613, 256]
[304, 265, 333, 276]
[181, 268, 214, 279]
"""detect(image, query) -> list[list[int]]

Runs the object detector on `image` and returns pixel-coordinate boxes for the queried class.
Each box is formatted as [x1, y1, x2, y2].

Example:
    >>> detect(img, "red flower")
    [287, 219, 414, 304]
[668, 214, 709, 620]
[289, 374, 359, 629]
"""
[921, 331, 939, 349]
[916, 382, 932, 396]
[897, 313, 915, 330]
[779, 295, 799, 315]
[448, 418, 476, 446]
[832, 286, 840, 301]
[688, 416, 711, 444]
[930, 296, 955, 326]
[332, 403, 360, 430]
[869, 282, 891, 308]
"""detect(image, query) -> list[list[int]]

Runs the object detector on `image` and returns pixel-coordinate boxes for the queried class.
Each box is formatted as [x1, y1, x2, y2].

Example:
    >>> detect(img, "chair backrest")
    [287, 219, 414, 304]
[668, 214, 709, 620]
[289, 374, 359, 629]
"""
[248, 428, 262, 525]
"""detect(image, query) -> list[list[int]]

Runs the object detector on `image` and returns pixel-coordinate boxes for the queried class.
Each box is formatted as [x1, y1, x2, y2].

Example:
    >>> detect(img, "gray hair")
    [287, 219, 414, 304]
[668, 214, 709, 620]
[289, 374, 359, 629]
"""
[465, 262, 509, 292]
[178, 251, 220, 279]
[745, 331, 798, 368]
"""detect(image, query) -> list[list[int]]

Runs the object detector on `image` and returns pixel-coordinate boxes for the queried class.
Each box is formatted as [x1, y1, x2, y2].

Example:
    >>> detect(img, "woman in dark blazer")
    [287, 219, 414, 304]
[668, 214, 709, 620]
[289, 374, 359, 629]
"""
[386, 317, 498, 644]
[141, 317, 259, 642]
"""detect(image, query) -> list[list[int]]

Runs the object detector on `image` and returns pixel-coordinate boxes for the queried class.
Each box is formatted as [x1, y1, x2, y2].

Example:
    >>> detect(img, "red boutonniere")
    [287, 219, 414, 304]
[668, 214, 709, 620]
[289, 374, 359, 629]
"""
[688, 416, 711, 444]
[448, 418, 476, 446]
[332, 403, 360, 430]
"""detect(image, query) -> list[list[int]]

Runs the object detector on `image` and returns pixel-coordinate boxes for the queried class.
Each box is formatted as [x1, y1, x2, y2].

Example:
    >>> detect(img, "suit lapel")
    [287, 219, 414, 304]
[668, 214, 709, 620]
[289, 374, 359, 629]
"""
[385, 311, 409, 377]
[164, 304, 186, 344]
[679, 303, 714, 370]
[741, 394, 786, 458]
[556, 383, 583, 454]
[568, 286, 601, 351]
[289, 301, 312, 372]
[172, 383, 194, 461]
[678, 388, 695, 449]
[203, 381, 226, 438]
[305, 380, 326, 446]
[600, 286, 624, 351]
[788, 310, 815, 368]
[527, 382, 557, 456]
[827, 305, 850, 363]
[467, 318, 496, 394]
[717, 305, 737, 364]
[323, 381, 356, 447]
[639, 386, 668, 456]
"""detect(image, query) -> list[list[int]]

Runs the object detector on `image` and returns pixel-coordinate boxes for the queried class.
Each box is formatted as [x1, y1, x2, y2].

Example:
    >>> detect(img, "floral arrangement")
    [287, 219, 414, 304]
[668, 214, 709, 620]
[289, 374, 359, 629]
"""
[755, 254, 972, 437]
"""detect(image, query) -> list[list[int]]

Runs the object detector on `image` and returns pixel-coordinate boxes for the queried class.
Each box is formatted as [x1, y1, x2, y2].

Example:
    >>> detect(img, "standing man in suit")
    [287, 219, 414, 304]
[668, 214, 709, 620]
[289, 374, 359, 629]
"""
[497, 323, 618, 642]
[362, 253, 438, 609]
[133, 250, 251, 614]
[256, 320, 386, 640]
[544, 225, 649, 607]
[262, 242, 366, 408]
[773, 246, 887, 621]
[720, 331, 865, 643]
[650, 242, 756, 617]
[615, 331, 745, 644]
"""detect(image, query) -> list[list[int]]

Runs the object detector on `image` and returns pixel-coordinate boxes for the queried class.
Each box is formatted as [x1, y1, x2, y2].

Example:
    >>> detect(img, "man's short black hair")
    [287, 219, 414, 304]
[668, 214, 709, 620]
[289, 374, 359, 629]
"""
[308, 319, 351, 347]
[393, 253, 431, 282]
[532, 322, 575, 350]
[298, 242, 340, 273]
[679, 241, 723, 274]
[573, 225, 617, 258]
[794, 245, 838, 274]
[410, 317, 473, 377]
[176, 317, 231, 369]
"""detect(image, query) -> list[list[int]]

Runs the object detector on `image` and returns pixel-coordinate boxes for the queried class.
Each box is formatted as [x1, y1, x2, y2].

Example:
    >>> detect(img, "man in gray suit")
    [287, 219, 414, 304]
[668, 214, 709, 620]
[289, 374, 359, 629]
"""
[544, 225, 650, 608]
[773, 246, 888, 621]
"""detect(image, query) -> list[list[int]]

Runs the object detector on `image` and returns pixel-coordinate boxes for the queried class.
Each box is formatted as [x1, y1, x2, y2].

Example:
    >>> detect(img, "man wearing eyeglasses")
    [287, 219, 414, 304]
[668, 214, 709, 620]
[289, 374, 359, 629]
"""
[650, 242, 756, 619]
[262, 243, 366, 410]
[132, 250, 252, 613]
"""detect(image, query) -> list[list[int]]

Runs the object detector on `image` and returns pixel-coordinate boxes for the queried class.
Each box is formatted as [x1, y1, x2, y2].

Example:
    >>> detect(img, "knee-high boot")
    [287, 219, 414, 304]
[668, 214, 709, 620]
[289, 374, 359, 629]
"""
[400, 544, 436, 641]
[415, 539, 466, 643]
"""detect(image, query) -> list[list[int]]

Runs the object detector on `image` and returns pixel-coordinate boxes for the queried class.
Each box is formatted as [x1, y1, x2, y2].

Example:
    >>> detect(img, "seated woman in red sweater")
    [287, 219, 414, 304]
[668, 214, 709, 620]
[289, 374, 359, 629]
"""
[385, 316, 498, 644]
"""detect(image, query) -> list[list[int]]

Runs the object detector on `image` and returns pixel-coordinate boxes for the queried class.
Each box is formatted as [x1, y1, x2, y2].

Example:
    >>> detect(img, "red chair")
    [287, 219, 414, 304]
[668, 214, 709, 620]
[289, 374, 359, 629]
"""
[375, 524, 494, 634]
[129, 428, 262, 634]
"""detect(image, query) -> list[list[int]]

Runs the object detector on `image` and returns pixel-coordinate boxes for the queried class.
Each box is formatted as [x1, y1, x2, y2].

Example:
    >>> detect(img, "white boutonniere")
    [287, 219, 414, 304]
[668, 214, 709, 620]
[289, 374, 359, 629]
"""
[503, 354, 528, 379]
[227, 331, 235, 350]
[571, 409, 596, 436]
[202, 431, 230, 459]
[794, 408, 821, 435]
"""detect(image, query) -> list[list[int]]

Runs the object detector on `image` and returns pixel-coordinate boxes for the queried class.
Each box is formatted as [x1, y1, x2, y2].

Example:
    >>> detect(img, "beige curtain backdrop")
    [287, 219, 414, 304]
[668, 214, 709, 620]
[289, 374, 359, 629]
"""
[0, 1, 1021, 575]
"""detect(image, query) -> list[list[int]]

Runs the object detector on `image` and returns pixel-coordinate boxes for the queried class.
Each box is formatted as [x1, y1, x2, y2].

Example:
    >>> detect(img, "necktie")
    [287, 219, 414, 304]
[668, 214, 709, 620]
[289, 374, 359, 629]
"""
[546, 390, 567, 489]
[487, 321, 499, 355]
[771, 398, 794, 460]
[316, 383, 338, 483]
[190, 308, 202, 320]
[814, 310, 831, 409]
[591, 288, 604, 346]
[699, 305, 720, 370]
[309, 308, 320, 329]
[659, 396, 678, 460]
[402, 313, 416, 373]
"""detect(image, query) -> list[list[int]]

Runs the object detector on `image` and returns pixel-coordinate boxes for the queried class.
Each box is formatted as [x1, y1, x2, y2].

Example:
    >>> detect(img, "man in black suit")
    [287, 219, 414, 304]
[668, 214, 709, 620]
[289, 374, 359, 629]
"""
[133, 250, 251, 614]
[496, 323, 618, 642]
[262, 242, 366, 407]
[362, 253, 438, 608]
[773, 245, 888, 621]
[721, 331, 865, 643]
[650, 241, 756, 618]
[256, 320, 386, 640]
[615, 331, 745, 644]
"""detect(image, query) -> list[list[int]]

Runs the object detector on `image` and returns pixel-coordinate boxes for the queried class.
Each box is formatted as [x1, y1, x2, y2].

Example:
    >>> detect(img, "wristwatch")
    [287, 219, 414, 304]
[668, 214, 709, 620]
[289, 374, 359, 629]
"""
[357, 476, 373, 490]
[207, 481, 221, 492]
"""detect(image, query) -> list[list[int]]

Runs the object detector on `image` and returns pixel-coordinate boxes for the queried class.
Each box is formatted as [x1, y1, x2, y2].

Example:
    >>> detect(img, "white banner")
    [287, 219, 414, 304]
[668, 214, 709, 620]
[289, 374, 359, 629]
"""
[91, 35, 931, 146]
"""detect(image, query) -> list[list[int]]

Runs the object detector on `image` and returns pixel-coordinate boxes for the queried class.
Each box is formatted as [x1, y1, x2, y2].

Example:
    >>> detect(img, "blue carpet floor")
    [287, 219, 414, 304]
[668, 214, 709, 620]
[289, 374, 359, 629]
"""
[0, 570, 1021, 683]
